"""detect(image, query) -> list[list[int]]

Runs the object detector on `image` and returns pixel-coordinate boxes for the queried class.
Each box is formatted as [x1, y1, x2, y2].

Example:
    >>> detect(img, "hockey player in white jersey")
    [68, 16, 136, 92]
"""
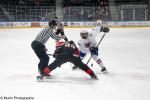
[72, 20, 109, 73]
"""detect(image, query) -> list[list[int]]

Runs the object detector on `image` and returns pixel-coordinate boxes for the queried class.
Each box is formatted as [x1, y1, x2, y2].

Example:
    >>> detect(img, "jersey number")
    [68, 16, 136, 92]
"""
[65, 43, 75, 49]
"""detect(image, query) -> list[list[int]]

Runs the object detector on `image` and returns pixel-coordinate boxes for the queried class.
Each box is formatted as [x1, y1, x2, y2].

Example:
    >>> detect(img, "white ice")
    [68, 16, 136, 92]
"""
[0, 28, 150, 100]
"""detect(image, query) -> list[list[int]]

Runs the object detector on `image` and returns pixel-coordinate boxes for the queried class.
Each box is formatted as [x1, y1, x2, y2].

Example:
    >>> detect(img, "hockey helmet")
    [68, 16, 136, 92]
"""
[80, 30, 89, 39]
[96, 19, 103, 26]
[48, 20, 57, 27]
[68, 40, 75, 45]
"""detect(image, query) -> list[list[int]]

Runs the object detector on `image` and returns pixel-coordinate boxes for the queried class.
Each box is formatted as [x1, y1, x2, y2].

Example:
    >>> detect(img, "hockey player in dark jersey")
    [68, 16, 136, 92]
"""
[38, 40, 98, 80]
[31, 20, 63, 78]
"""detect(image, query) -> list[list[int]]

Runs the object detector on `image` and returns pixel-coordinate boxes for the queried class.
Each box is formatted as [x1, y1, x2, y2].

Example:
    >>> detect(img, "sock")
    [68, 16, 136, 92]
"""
[85, 68, 94, 76]
[92, 55, 105, 68]
[44, 67, 51, 75]
[97, 59, 105, 68]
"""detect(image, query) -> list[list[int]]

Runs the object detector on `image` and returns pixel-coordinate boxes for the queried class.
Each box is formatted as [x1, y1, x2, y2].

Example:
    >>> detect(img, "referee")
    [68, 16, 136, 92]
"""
[31, 20, 62, 77]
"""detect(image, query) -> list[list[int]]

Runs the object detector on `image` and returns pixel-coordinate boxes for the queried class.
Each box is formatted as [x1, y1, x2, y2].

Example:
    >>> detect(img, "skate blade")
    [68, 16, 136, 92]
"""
[91, 77, 99, 80]
[36, 76, 52, 82]
[44, 76, 52, 79]
[95, 71, 109, 74]
[102, 71, 108, 74]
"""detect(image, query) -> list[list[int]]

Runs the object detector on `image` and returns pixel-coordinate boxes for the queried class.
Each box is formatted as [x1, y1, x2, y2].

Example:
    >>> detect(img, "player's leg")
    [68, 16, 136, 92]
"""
[31, 41, 50, 75]
[38, 55, 49, 74]
[92, 54, 107, 73]
[72, 51, 86, 70]
[37, 56, 66, 80]
[90, 47, 107, 73]
[43, 55, 68, 75]
[36, 56, 51, 80]
[71, 57, 98, 79]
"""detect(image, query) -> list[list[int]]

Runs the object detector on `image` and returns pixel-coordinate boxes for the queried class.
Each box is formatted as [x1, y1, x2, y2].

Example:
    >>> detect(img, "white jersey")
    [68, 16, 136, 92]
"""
[88, 26, 102, 39]
[77, 26, 102, 54]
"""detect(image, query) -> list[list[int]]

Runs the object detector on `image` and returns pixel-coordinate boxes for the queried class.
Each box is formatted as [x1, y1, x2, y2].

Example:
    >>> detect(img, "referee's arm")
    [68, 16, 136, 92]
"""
[48, 28, 63, 41]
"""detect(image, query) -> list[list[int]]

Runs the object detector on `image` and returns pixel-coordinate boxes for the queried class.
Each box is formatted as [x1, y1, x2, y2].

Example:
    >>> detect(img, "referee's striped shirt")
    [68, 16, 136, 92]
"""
[35, 27, 62, 44]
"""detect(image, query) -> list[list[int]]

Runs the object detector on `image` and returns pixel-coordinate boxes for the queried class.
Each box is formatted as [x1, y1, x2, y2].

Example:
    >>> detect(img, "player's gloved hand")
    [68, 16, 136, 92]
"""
[101, 26, 109, 33]
[90, 47, 98, 55]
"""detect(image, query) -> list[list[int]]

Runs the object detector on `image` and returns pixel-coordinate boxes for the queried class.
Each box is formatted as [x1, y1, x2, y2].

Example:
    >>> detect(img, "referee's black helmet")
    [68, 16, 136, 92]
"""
[48, 20, 57, 27]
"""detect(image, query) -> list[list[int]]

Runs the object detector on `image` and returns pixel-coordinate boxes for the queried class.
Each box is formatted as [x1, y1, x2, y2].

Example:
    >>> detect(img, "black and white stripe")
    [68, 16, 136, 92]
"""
[35, 27, 61, 44]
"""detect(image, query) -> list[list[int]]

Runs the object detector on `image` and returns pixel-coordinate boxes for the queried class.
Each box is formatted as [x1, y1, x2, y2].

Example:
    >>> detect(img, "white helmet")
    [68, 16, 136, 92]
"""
[80, 30, 89, 39]
[96, 19, 103, 26]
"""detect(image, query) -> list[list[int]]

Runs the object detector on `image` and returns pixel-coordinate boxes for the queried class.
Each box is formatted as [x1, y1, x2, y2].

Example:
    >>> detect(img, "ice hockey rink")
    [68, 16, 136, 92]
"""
[0, 27, 150, 100]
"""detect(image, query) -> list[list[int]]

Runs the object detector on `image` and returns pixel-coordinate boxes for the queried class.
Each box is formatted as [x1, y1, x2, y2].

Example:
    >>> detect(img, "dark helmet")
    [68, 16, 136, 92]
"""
[68, 40, 75, 45]
[48, 20, 57, 27]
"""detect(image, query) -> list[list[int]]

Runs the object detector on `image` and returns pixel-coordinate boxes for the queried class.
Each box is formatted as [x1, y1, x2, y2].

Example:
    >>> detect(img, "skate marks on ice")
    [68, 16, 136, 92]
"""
[5, 73, 35, 82]
[36, 74, 99, 85]
[3, 69, 150, 85]
[101, 70, 150, 82]
[113, 72, 150, 81]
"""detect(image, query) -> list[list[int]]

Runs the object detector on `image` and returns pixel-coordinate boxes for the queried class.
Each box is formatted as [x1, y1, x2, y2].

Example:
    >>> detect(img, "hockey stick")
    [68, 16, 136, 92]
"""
[47, 54, 53, 56]
[86, 33, 106, 65]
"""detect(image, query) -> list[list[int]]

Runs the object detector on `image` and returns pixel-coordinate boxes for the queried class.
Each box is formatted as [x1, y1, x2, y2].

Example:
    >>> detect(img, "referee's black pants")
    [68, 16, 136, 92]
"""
[31, 40, 49, 74]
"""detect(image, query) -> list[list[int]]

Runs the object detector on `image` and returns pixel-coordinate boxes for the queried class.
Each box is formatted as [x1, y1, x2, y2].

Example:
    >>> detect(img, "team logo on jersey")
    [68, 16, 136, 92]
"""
[84, 42, 90, 48]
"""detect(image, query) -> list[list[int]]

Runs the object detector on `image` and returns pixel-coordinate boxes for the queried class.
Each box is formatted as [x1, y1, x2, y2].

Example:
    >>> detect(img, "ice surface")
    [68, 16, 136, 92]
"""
[0, 28, 150, 100]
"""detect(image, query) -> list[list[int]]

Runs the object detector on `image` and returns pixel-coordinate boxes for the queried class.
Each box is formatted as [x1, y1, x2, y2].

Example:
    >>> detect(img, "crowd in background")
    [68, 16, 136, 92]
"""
[0, 0, 149, 21]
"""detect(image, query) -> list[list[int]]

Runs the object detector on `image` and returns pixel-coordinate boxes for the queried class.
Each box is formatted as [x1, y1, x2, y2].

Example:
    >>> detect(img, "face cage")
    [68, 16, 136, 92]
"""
[80, 32, 88, 39]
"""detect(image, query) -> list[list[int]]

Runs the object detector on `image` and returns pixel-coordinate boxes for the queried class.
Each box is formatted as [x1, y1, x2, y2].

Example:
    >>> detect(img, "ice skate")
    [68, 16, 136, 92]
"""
[36, 74, 44, 81]
[44, 74, 51, 79]
[101, 67, 108, 74]
[91, 74, 98, 80]
[36, 74, 51, 82]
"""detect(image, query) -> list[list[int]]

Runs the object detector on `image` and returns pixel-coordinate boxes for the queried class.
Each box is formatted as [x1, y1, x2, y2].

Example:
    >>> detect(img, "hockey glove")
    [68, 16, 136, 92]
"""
[90, 47, 98, 55]
[101, 26, 109, 33]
